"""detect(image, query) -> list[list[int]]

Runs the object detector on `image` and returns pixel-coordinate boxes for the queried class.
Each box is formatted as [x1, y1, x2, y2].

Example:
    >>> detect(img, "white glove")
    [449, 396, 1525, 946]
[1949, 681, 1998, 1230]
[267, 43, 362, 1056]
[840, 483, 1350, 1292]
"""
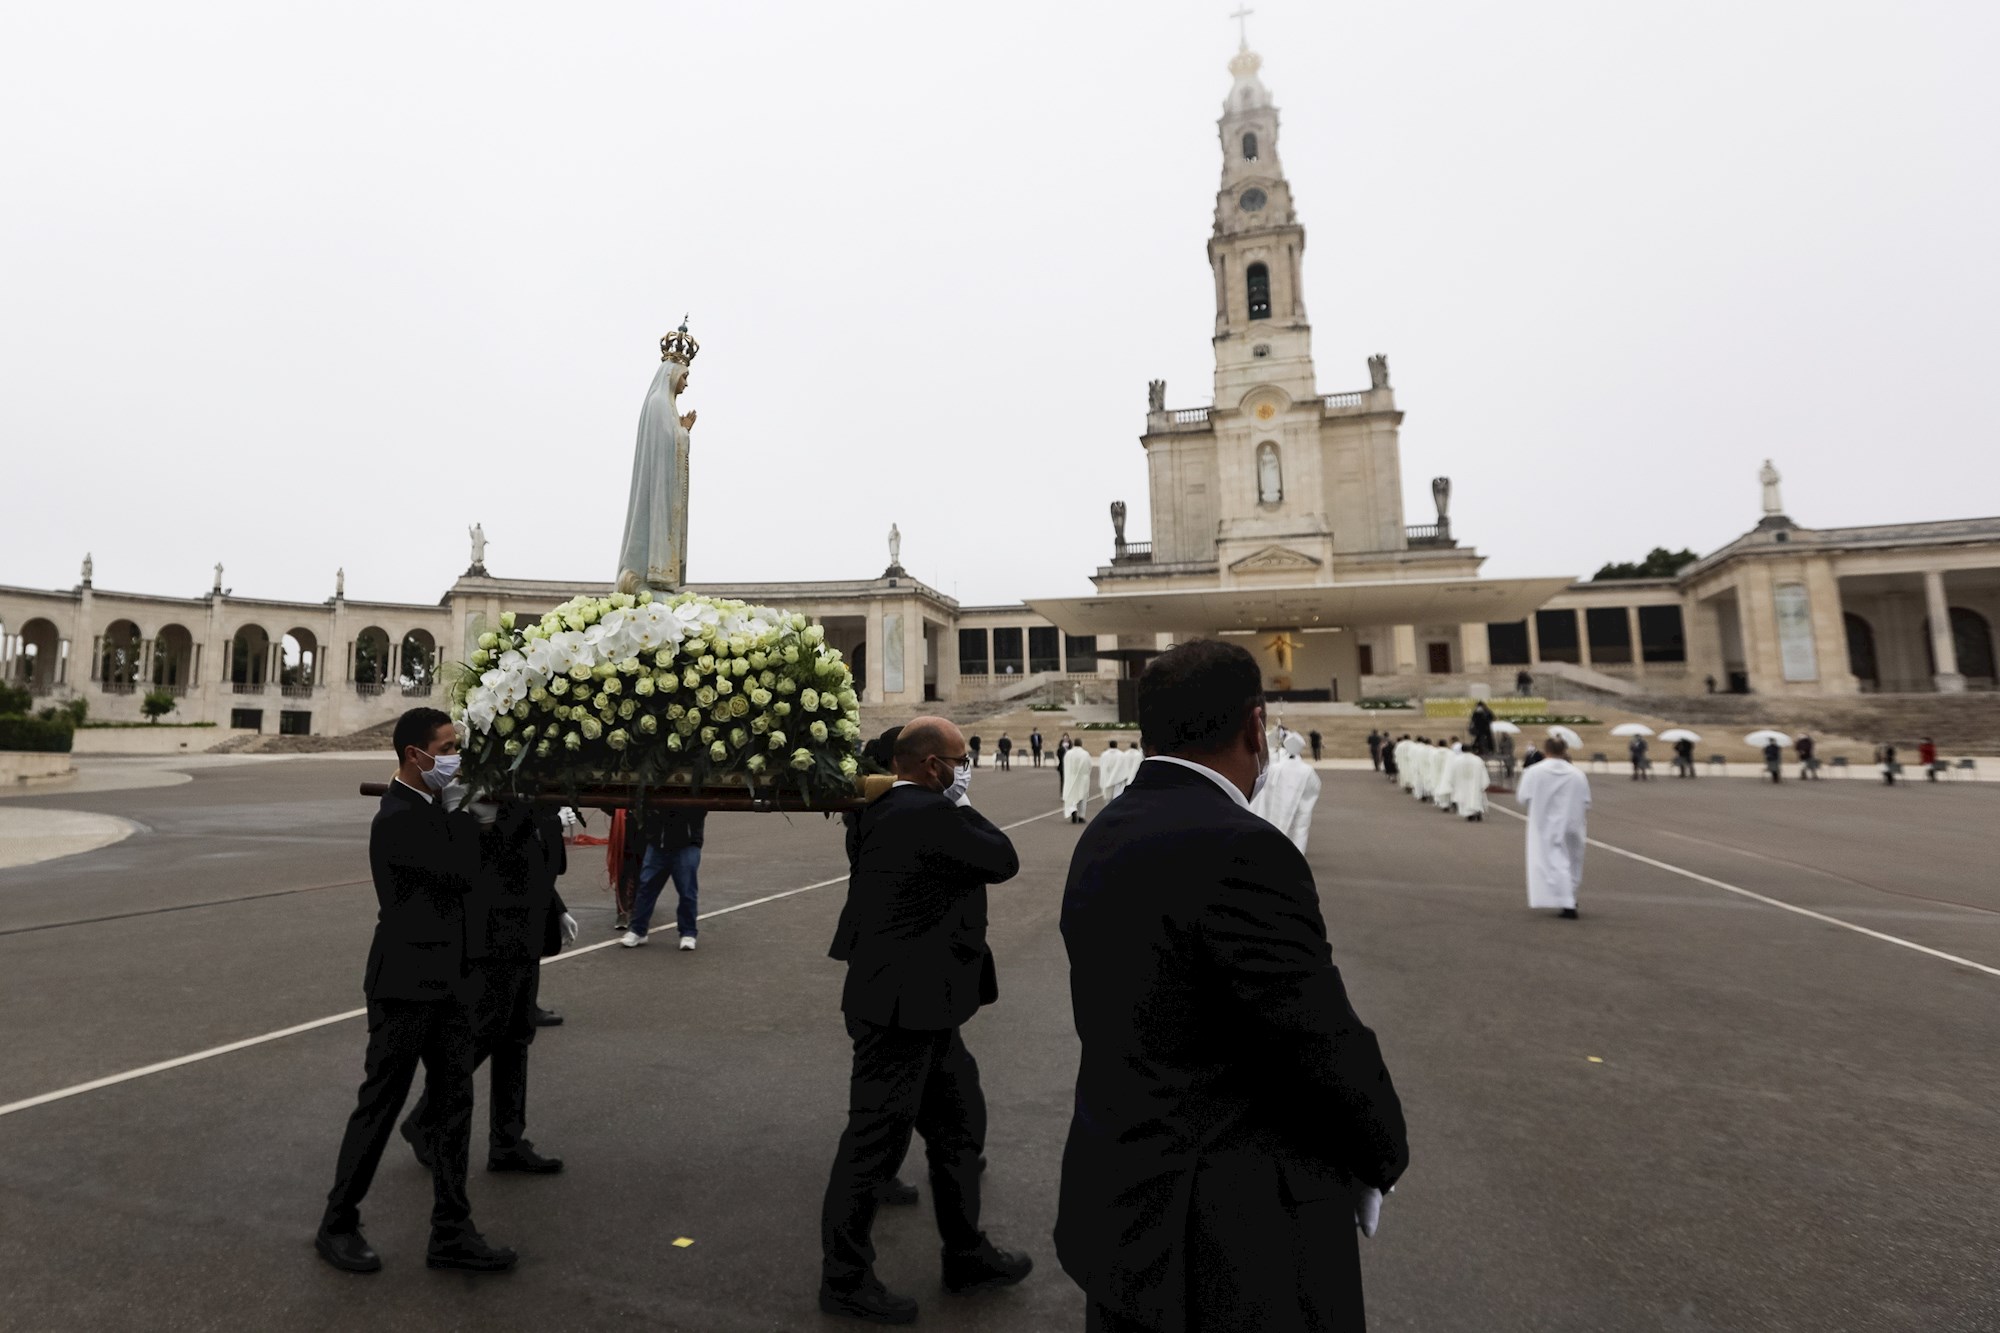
[560, 912, 579, 944]
[1357, 1187, 1384, 1238]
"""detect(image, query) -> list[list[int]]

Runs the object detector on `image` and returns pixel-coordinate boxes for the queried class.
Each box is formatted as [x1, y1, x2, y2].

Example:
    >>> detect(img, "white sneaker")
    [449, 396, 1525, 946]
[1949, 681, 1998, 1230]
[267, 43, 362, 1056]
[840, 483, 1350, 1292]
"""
[678, 935, 698, 951]
[620, 931, 648, 948]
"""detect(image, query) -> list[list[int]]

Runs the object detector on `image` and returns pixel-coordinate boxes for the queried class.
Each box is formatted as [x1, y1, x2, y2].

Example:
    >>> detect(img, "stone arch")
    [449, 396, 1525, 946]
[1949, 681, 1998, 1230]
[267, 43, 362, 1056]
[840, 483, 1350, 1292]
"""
[99, 618, 144, 688]
[16, 618, 62, 689]
[399, 628, 438, 693]
[231, 624, 272, 688]
[1246, 261, 1271, 320]
[1241, 130, 1258, 161]
[1924, 607, 1997, 686]
[354, 626, 391, 688]
[282, 627, 319, 692]
[1842, 612, 1878, 690]
[152, 623, 196, 689]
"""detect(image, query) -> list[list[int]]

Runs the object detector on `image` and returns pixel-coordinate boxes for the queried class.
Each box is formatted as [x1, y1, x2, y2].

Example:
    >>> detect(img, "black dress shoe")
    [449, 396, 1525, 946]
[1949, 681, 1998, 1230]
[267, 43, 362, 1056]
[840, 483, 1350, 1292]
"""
[315, 1226, 382, 1274]
[875, 1177, 919, 1206]
[818, 1276, 918, 1325]
[941, 1241, 1033, 1294]
[399, 1116, 434, 1170]
[426, 1231, 518, 1273]
[532, 1006, 563, 1027]
[488, 1145, 564, 1174]
[1559, 907, 1580, 919]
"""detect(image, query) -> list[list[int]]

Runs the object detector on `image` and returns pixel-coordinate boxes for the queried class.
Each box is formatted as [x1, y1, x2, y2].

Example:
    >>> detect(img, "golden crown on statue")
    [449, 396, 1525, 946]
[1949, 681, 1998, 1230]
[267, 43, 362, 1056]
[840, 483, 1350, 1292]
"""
[660, 316, 700, 366]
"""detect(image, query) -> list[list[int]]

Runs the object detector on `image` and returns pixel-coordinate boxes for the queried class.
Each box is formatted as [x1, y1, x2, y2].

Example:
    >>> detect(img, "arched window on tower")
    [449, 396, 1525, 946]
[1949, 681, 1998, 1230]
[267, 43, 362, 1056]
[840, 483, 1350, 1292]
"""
[1242, 131, 1258, 161]
[1246, 262, 1271, 320]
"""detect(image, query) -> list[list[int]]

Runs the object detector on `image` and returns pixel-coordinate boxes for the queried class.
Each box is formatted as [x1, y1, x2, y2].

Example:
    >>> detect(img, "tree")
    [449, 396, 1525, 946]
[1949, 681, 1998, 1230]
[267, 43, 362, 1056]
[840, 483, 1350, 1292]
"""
[1593, 547, 1698, 581]
[141, 688, 177, 724]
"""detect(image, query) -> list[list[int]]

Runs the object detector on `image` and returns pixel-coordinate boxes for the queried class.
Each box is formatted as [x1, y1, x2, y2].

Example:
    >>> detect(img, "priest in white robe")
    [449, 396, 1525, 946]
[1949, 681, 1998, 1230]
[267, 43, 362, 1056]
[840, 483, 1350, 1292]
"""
[1108, 742, 1140, 802]
[1251, 733, 1322, 852]
[1096, 743, 1127, 804]
[1406, 740, 1431, 802]
[1062, 742, 1095, 824]
[1447, 747, 1490, 821]
[1515, 736, 1591, 917]
[1431, 744, 1457, 814]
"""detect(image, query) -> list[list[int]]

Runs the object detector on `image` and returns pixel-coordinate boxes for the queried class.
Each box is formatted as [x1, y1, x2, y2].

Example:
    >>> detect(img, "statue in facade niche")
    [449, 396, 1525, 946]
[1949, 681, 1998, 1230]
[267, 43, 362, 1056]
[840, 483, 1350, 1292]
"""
[1147, 380, 1166, 412]
[1760, 459, 1784, 516]
[1110, 501, 1127, 546]
[1257, 443, 1283, 504]
[1368, 354, 1390, 390]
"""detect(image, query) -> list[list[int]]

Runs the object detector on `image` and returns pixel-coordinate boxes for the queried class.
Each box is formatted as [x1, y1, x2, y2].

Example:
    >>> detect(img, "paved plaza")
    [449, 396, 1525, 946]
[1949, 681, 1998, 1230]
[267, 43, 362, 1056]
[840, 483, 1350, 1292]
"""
[3, 757, 1999, 1331]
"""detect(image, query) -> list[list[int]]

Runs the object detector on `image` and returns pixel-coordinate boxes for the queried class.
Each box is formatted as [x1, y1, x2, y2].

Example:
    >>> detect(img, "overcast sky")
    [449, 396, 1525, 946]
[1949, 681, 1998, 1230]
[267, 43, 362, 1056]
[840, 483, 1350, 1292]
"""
[4, 1, 1995, 610]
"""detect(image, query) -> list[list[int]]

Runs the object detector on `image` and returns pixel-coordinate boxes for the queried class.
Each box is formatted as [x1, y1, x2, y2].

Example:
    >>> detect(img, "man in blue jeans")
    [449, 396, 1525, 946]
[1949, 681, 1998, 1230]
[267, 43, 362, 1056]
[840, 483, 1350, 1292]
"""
[620, 808, 705, 951]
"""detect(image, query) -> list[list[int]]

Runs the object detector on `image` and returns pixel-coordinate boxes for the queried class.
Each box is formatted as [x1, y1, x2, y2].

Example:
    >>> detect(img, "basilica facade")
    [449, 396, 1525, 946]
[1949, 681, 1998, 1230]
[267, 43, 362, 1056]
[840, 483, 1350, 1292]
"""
[4, 40, 1996, 742]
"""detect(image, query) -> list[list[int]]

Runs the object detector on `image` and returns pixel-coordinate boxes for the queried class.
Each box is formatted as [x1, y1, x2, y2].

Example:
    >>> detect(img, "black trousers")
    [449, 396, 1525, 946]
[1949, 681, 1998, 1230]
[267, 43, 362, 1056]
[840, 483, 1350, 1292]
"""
[324, 996, 475, 1238]
[821, 1016, 986, 1288]
[407, 959, 540, 1157]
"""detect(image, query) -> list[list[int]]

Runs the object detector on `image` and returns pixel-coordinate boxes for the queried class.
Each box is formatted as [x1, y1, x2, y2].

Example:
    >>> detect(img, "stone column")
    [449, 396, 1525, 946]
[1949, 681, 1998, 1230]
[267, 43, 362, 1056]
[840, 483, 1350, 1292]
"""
[1925, 569, 1964, 693]
[903, 604, 924, 704]
[1524, 612, 1541, 664]
[1575, 611, 1593, 669]
[938, 617, 961, 703]
[864, 602, 885, 704]
[1458, 622, 1490, 677]
[1391, 624, 1417, 676]
[1803, 561, 1857, 694]
[1625, 606, 1645, 680]
[1739, 572, 1783, 692]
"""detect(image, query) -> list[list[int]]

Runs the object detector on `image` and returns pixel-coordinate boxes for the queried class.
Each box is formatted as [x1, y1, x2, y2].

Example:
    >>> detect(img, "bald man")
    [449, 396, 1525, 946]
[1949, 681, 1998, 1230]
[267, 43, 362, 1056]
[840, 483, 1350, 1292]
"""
[820, 717, 1032, 1324]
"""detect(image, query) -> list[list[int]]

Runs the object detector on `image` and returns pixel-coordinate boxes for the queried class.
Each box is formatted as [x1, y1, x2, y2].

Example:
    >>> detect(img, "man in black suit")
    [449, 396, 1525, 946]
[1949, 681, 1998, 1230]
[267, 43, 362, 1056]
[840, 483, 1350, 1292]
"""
[819, 716, 1033, 1325]
[1057, 641, 1408, 1332]
[402, 802, 574, 1175]
[317, 708, 517, 1275]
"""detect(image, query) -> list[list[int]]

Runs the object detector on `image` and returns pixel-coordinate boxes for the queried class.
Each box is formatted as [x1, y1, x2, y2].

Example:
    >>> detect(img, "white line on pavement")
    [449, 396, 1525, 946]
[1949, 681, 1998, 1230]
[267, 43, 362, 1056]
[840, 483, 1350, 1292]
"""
[1487, 804, 2000, 979]
[0, 805, 1067, 1120]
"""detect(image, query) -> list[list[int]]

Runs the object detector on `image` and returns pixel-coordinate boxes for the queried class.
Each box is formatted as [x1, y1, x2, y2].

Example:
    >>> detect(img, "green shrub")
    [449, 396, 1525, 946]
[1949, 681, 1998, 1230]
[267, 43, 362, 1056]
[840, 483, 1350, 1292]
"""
[64, 697, 88, 726]
[141, 688, 177, 723]
[0, 681, 31, 717]
[0, 714, 75, 752]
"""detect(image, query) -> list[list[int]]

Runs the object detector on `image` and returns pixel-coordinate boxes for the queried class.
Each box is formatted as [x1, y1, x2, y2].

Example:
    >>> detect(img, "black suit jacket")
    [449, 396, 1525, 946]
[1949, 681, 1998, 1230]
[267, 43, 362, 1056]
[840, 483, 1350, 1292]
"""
[829, 784, 1019, 1031]
[1055, 760, 1408, 1329]
[467, 804, 570, 962]
[363, 781, 483, 1002]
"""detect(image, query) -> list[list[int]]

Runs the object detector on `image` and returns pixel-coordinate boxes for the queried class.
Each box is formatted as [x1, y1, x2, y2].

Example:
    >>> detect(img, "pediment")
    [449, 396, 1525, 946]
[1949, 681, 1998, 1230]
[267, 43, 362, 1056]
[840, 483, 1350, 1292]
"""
[1229, 545, 1322, 573]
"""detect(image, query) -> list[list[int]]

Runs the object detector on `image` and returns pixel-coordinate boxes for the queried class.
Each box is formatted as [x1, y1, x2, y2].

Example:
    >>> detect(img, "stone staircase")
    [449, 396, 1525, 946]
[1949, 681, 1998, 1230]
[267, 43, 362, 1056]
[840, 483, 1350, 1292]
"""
[1621, 692, 2000, 755]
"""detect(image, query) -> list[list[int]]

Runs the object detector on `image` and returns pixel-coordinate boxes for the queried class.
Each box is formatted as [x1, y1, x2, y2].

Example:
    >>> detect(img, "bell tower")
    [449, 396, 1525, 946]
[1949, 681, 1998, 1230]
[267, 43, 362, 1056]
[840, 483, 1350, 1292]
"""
[1206, 29, 1317, 406]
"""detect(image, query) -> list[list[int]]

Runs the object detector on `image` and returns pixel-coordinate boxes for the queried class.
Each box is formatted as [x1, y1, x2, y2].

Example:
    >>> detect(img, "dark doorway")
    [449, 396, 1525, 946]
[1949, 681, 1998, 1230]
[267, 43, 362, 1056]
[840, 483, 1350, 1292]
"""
[1843, 613, 1878, 690]
[1426, 642, 1452, 674]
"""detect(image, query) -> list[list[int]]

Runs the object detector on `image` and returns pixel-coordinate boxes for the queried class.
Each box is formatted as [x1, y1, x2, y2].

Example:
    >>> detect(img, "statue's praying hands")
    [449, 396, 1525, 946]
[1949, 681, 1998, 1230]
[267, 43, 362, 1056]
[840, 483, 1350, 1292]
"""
[679, 409, 697, 430]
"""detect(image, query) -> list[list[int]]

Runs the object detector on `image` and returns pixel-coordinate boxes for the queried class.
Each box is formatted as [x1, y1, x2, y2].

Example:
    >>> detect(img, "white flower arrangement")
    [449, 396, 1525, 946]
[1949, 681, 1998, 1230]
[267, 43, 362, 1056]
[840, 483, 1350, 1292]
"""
[452, 591, 862, 804]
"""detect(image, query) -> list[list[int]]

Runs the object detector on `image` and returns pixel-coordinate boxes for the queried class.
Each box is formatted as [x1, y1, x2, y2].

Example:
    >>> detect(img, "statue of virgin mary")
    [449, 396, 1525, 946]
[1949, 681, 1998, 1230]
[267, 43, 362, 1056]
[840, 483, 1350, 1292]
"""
[616, 322, 699, 594]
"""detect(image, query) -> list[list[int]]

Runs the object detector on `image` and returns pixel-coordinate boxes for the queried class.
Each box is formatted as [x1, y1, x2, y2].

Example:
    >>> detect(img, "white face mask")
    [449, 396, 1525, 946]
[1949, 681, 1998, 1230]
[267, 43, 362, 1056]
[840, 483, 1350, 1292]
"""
[941, 760, 972, 805]
[418, 750, 462, 793]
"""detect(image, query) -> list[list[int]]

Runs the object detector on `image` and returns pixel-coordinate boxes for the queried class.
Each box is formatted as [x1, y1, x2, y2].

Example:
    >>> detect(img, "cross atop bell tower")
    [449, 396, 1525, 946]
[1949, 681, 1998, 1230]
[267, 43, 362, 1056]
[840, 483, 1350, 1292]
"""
[1206, 26, 1316, 404]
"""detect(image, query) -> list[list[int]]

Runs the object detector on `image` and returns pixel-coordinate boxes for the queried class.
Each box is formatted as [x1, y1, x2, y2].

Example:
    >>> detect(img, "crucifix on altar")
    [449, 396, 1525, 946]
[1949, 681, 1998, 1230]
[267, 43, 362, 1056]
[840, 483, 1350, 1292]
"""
[1264, 629, 1299, 691]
